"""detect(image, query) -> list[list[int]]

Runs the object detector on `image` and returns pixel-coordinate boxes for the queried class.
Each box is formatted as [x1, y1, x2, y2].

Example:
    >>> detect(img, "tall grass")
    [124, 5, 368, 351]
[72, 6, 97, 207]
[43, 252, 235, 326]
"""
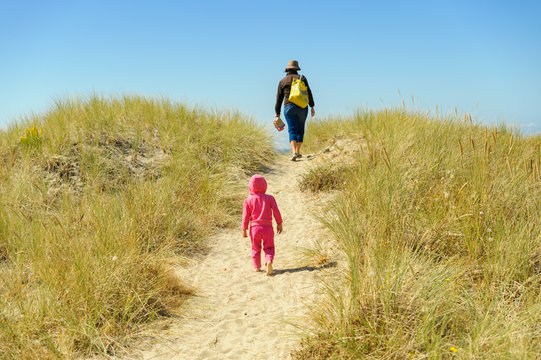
[294, 109, 541, 359]
[0, 95, 274, 359]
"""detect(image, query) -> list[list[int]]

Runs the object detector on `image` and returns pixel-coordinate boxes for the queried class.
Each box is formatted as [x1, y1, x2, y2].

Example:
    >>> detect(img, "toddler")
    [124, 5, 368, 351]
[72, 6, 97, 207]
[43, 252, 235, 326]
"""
[242, 174, 282, 275]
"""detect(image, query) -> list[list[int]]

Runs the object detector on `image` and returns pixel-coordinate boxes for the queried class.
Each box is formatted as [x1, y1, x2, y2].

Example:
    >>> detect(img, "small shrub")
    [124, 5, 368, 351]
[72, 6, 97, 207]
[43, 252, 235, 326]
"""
[19, 126, 43, 148]
[299, 164, 354, 193]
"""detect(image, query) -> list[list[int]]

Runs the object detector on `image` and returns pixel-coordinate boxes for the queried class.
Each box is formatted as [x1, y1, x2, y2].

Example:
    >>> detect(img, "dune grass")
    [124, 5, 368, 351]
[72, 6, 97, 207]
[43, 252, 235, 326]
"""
[0, 95, 274, 359]
[293, 109, 541, 359]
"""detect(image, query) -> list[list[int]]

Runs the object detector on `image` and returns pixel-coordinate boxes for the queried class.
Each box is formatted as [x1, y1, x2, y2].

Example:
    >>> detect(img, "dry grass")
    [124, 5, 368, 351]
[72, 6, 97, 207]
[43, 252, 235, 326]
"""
[298, 163, 355, 193]
[293, 108, 541, 359]
[0, 95, 274, 359]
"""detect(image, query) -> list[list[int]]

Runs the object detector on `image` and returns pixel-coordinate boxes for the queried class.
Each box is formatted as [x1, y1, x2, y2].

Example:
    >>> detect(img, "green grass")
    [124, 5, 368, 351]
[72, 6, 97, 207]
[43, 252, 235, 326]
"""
[0, 95, 274, 359]
[293, 108, 541, 359]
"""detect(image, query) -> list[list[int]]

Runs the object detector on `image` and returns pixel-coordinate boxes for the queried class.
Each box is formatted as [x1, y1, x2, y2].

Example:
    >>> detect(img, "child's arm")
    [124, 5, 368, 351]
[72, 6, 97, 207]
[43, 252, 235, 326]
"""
[270, 196, 283, 234]
[242, 198, 251, 237]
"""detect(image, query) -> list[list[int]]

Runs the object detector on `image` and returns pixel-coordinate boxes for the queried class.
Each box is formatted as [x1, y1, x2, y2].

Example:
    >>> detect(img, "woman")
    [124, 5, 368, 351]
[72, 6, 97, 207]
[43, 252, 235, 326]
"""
[275, 60, 315, 161]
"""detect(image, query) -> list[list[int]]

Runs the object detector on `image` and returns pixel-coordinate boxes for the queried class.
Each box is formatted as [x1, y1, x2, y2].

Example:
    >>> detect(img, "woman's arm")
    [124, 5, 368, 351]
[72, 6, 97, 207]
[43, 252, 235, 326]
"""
[275, 81, 284, 116]
[304, 77, 315, 109]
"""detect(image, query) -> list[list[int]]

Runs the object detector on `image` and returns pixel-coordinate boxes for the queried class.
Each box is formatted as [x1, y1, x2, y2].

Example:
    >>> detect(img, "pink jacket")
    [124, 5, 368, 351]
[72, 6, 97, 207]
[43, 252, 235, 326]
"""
[242, 175, 282, 230]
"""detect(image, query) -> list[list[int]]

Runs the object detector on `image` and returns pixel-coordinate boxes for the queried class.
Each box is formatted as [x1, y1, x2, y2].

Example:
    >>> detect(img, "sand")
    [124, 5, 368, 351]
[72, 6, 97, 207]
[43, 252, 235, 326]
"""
[120, 152, 340, 360]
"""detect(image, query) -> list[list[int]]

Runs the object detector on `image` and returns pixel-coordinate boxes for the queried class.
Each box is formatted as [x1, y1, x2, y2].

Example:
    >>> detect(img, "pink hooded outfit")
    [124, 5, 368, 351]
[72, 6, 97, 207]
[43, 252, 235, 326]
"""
[242, 174, 282, 269]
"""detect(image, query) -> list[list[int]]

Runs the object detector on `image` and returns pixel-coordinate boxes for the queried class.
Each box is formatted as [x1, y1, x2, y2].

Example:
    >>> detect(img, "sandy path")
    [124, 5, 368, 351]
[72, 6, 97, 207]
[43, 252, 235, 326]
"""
[129, 153, 337, 360]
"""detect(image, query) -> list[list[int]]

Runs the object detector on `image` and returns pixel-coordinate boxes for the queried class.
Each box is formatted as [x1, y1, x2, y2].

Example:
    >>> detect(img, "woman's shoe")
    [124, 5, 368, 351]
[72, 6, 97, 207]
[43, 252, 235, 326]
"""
[290, 153, 298, 161]
[296, 153, 303, 159]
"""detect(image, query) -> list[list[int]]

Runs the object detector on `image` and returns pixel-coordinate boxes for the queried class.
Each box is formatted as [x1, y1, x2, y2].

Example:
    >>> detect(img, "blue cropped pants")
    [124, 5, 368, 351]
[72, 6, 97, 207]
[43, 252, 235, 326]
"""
[284, 104, 308, 143]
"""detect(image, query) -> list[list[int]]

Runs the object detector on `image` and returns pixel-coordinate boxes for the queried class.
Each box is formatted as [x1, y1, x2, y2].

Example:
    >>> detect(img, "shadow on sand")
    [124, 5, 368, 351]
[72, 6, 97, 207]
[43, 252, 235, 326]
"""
[273, 261, 337, 275]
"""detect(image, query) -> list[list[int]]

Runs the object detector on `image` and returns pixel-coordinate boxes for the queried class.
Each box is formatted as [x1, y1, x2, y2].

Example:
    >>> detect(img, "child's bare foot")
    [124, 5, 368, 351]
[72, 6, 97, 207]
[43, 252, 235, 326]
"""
[266, 262, 274, 276]
[254, 267, 261, 272]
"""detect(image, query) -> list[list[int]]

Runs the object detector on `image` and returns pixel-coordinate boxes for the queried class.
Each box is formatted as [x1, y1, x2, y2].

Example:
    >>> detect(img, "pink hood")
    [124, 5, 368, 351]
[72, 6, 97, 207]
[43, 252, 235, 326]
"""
[249, 174, 267, 194]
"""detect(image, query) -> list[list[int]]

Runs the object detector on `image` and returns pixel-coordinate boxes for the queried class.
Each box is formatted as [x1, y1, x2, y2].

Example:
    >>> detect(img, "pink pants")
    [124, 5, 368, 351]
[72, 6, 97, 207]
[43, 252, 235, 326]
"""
[250, 225, 275, 269]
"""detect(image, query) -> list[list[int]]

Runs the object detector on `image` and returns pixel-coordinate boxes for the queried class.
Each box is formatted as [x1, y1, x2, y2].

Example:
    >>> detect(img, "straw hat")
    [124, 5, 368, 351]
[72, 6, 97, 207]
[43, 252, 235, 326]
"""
[285, 60, 301, 72]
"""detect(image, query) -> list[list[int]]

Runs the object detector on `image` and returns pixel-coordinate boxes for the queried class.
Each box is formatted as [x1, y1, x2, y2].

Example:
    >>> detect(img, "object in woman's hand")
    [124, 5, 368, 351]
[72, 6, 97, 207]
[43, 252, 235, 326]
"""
[274, 117, 285, 131]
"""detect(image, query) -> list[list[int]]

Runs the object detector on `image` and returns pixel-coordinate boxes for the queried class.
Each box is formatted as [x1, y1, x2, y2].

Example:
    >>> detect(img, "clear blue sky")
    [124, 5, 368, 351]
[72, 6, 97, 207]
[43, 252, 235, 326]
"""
[1, 0, 540, 133]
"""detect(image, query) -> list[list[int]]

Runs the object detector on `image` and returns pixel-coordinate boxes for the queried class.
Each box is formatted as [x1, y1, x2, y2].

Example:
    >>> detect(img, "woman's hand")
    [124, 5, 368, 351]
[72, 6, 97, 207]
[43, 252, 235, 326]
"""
[311, 107, 315, 117]
[276, 223, 283, 234]
[242, 229, 248, 238]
